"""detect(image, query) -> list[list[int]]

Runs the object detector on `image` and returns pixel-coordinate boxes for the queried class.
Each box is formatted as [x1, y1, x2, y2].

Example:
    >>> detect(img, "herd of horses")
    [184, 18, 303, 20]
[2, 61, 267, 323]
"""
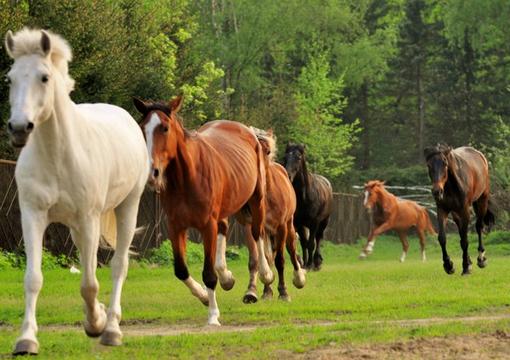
[3, 28, 496, 355]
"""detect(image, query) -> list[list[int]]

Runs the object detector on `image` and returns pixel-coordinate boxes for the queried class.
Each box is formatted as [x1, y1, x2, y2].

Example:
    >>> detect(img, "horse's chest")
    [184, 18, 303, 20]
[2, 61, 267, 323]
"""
[371, 204, 387, 226]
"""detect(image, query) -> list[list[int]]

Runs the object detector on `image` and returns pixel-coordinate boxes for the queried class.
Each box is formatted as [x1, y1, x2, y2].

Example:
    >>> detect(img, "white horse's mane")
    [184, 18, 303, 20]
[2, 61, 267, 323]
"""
[250, 126, 277, 162]
[7, 28, 75, 93]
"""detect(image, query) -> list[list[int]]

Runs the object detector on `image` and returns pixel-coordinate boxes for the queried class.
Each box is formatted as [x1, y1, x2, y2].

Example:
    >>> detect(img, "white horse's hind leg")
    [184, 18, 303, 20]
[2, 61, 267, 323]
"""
[13, 209, 47, 356]
[73, 217, 107, 338]
[100, 197, 139, 346]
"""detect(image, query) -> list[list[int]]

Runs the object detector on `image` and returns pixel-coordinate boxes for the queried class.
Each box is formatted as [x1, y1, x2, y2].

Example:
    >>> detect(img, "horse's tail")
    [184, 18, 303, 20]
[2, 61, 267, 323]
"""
[484, 198, 496, 230]
[100, 210, 117, 249]
[422, 208, 437, 236]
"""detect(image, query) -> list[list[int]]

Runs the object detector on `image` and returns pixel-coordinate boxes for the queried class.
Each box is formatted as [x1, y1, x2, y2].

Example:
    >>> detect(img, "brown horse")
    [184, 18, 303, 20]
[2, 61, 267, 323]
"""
[360, 180, 435, 262]
[424, 145, 495, 275]
[237, 128, 306, 303]
[134, 96, 272, 325]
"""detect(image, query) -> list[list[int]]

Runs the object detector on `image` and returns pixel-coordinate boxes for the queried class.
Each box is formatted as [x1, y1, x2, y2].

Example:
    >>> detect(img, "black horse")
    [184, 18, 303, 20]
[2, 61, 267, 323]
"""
[283, 143, 333, 270]
[424, 144, 495, 275]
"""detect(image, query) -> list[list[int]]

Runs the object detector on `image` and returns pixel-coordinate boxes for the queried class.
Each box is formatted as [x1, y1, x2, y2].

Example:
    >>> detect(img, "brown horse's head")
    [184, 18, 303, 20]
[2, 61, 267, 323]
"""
[424, 144, 452, 201]
[283, 142, 306, 182]
[134, 95, 184, 192]
[363, 180, 385, 209]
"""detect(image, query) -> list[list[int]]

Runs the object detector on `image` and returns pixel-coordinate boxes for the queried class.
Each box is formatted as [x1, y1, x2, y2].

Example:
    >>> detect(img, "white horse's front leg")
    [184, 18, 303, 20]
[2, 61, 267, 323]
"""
[100, 199, 139, 346]
[13, 209, 48, 356]
[73, 217, 107, 338]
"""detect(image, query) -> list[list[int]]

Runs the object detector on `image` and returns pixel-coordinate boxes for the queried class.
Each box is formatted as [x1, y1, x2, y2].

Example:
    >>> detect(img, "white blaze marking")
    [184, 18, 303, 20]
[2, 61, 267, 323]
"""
[364, 191, 369, 206]
[144, 113, 161, 168]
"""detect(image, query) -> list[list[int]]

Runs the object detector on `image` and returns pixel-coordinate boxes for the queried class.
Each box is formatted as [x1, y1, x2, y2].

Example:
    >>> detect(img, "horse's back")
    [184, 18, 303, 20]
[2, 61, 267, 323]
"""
[453, 146, 489, 200]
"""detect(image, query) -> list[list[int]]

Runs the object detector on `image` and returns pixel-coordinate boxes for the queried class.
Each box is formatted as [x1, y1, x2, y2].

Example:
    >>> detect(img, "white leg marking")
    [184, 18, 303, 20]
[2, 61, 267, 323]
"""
[366, 240, 375, 254]
[422, 250, 427, 262]
[478, 250, 486, 258]
[214, 234, 233, 287]
[184, 277, 208, 305]
[207, 288, 220, 326]
[257, 238, 274, 285]
[400, 251, 407, 263]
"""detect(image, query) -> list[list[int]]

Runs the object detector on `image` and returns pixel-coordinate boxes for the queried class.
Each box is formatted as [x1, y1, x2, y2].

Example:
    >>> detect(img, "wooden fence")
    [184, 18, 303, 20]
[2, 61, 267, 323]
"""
[0, 160, 370, 260]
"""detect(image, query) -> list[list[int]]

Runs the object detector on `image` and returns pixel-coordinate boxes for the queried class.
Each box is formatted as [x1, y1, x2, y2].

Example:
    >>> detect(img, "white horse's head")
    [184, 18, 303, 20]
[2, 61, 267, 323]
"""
[4, 28, 74, 147]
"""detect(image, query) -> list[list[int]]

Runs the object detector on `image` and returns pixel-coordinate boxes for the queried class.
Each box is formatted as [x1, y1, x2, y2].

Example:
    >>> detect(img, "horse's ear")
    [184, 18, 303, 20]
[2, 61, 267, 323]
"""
[5, 30, 14, 58]
[133, 97, 149, 115]
[40, 30, 51, 56]
[169, 96, 184, 113]
[423, 147, 435, 160]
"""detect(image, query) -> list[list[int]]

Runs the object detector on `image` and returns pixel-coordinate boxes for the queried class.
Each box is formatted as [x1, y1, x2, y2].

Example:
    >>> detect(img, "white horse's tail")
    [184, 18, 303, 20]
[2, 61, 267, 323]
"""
[100, 210, 117, 250]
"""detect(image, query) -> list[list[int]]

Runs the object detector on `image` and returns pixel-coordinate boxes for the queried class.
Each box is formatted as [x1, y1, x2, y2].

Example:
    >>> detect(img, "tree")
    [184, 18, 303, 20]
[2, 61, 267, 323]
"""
[290, 50, 360, 179]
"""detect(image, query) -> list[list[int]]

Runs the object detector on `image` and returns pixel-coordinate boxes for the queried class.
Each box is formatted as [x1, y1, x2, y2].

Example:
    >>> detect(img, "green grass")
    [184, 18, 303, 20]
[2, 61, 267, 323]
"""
[1, 233, 509, 358]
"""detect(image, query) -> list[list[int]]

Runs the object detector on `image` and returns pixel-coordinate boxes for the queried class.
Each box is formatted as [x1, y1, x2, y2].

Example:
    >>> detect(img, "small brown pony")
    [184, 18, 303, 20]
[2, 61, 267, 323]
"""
[424, 145, 495, 275]
[237, 128, 306, 303]
[134, 96, 272, 326]
[360, 180, 435, 262]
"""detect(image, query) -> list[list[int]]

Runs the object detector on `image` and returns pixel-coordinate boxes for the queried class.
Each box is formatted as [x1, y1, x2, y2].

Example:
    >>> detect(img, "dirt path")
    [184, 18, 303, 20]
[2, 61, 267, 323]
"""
[1, 313, 509, 337]
[288, 330, 510, 360]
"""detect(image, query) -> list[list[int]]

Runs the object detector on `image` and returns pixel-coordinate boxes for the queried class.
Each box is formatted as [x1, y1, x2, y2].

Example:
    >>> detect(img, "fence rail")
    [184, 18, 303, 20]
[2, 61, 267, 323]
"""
[0, 161, 371, 259]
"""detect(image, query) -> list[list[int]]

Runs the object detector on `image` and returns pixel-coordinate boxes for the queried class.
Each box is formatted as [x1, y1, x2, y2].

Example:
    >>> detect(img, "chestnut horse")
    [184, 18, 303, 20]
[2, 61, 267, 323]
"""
[237, 128, 306, 303]
[360, 180, 435, 262]
[134, 96, 272, 325]
[424, 145, 495, 275]
[283, 143, 333, 270]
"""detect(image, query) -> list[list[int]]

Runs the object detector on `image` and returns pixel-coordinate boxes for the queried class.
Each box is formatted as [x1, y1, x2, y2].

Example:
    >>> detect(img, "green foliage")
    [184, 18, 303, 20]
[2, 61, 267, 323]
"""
[291, 50, 361, 178]
[0, 249, 72, 270]
[147, 240, 204, 266]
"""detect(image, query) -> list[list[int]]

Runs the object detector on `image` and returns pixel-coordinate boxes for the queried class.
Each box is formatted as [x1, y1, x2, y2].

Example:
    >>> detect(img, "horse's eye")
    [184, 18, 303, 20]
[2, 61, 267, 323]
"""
[163, 126, 168, 133]
[41, 75, 49, 83]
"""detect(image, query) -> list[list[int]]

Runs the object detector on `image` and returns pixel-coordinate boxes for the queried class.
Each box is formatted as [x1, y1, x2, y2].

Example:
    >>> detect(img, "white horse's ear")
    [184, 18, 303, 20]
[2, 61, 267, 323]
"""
[40, 30, 51, 56]
[5, 30, 14, 58]
[169, 95, 184, 113]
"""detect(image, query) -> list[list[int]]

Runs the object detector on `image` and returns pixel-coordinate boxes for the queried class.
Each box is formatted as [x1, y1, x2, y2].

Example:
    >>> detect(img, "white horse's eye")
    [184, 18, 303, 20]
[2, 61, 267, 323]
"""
[41, 75, 49, 83]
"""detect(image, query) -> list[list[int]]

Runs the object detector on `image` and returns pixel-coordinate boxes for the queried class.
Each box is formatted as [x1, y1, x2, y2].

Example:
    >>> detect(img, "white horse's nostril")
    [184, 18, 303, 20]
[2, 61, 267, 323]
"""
[153, 168, 159, 178]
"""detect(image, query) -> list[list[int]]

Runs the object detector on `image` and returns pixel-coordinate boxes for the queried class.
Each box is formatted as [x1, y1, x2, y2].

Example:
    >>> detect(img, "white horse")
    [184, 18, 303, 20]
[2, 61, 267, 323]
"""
[4, 28, 149, 355]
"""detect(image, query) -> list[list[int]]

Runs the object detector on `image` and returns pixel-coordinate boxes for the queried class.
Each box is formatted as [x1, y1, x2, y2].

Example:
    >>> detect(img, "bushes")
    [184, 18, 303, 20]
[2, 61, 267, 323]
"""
[0, 249, 74, 270]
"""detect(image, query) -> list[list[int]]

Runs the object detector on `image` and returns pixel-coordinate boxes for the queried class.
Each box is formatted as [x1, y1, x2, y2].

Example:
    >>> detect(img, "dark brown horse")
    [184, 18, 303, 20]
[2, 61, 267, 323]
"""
[360, 180, 436, 262]
[237, 128, 306, 303]
[283, 143, 333, 270]
[424, 145, 495, 275]
[134, 96, 270, 325]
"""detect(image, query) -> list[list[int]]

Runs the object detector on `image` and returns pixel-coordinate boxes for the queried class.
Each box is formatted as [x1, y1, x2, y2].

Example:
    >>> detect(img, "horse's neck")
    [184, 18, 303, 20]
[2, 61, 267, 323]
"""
[165, 127, 196, 191]
[294, 167, 311, 202]
[29, 80, 80, 163]
[376, 188, 396, 211]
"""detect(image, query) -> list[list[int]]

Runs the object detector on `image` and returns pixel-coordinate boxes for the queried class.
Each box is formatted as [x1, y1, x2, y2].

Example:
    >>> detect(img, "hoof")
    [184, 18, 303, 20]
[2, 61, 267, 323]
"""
[13, 339, 39, 356]
[358, 253, 367, 260]
[462, 269, 471, 276]
[262, 285, 273, 300]
[443, 260, 455, 275]
[100, 330, 123, 347]
[243, 292, 258, 304]
[278, 293, 291, 302]
[293, 270, 306, 289]
[207, 318, 221, 326]
[477, 257, 487, 268]
[220, 276, 235, 291]
[84, 303, 107, 337]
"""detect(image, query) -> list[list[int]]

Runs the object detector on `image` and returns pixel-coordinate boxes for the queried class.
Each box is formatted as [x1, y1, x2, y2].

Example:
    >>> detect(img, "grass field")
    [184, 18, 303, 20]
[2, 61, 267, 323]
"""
[1, 233, 509, 358]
